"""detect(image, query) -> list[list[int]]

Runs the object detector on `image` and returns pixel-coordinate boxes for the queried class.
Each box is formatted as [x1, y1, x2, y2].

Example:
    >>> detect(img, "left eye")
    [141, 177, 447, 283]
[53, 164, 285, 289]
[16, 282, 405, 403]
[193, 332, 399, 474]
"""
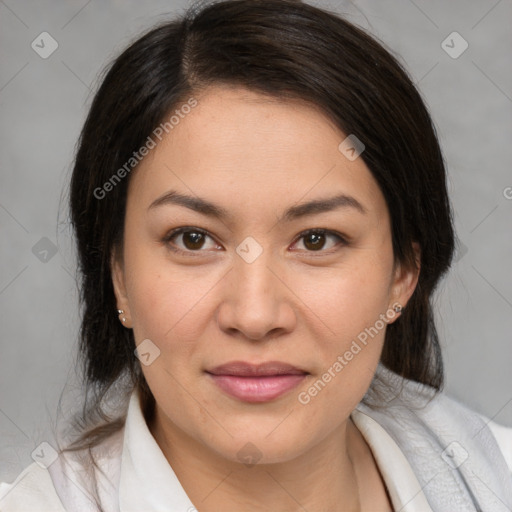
[292, 230, 345, 252]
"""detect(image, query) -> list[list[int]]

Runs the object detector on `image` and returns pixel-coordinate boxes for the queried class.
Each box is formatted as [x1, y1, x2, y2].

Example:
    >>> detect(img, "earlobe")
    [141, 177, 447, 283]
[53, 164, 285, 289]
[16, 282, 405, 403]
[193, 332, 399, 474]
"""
[389, 242, 421, 319]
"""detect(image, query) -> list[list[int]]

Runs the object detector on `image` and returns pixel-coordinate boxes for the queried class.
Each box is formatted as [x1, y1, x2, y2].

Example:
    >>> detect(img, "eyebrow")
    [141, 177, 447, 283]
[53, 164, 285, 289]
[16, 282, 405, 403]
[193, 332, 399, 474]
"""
[148, 189, 367, 222]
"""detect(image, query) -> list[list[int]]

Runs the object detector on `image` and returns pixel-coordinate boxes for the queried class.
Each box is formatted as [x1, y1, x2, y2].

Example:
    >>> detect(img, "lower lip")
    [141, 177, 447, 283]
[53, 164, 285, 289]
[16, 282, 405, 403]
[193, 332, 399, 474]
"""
[207, 373, 307, 403]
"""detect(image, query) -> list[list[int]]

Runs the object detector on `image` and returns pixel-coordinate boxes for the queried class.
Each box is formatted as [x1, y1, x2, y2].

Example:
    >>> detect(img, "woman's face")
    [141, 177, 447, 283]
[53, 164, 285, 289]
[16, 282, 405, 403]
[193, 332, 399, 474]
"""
[112, 85, 418, 465]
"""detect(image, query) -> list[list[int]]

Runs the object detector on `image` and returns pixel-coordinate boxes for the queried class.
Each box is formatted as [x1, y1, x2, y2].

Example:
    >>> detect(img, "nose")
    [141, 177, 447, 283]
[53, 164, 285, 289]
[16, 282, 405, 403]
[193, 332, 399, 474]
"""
[216, 249, 297, 341]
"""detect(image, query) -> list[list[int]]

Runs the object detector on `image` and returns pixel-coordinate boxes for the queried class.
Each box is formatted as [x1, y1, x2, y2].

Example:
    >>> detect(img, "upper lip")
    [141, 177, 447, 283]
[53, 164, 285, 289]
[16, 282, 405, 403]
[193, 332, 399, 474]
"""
[206, 361, 308, 376]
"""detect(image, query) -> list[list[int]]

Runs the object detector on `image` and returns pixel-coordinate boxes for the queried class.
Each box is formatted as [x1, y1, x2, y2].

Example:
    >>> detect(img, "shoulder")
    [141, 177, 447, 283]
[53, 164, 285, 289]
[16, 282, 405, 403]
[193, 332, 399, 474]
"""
[365, 364, 512, 472]
[412, 384, 512, 473]
[417, 388, 512, 475]
[434, 392, 512, 472]
[0, 428, 125, 511]
[479, 414, 512, 472]
[0, 462, 66, 511]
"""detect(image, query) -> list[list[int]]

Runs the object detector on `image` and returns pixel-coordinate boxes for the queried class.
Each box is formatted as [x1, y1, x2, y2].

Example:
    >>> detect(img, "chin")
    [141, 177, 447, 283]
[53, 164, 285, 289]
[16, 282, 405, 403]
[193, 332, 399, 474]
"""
[204, 428, 310, 467]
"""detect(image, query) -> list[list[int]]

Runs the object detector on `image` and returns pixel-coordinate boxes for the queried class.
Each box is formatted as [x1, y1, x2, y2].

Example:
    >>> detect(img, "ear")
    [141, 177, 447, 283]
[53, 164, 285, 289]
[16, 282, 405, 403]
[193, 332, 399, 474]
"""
[111, 247, 132, 328]
[388, 242, 420, 323]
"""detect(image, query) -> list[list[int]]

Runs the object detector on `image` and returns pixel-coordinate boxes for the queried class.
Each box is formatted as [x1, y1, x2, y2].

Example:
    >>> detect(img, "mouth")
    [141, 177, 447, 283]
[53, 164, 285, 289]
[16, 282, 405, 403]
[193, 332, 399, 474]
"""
[205, 361, 309, 403]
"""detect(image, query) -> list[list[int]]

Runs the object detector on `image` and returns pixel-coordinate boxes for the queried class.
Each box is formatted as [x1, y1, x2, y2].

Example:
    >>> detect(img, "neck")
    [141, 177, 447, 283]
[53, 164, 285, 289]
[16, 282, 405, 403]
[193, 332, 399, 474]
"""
[150, 408, 362, 512]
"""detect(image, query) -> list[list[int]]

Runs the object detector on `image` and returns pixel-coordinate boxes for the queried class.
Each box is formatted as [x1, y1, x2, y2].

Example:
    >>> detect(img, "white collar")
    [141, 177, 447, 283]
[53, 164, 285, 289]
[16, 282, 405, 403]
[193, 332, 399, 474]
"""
[118, 388, 196, 511]
[117, 388, 432, 511]
[351, 408, 433, 511]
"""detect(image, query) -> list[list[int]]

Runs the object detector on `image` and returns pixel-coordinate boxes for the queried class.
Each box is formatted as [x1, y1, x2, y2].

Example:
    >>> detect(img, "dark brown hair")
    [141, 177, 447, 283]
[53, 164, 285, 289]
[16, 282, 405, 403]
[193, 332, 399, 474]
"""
[64, 0, 454, 466]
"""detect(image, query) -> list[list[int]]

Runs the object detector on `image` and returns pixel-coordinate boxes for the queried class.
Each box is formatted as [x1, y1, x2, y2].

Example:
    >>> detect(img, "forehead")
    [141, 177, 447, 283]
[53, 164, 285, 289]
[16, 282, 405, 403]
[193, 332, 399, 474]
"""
[127, 85, 387, 222]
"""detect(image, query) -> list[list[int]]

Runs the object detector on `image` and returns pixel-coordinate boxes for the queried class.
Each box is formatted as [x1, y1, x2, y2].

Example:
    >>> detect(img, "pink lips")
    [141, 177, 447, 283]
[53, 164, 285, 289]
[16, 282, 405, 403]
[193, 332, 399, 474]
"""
[206, 361, 308, 403]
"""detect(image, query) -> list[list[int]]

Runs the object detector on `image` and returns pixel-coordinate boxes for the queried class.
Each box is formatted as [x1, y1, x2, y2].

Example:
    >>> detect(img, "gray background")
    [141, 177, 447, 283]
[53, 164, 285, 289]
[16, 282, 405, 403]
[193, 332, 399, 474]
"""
[1, 0, 511, 483]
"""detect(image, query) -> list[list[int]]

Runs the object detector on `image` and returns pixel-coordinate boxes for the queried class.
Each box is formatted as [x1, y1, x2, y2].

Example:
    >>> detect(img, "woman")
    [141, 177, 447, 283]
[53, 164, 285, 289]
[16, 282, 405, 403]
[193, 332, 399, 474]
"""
[1, 0, 511, 510]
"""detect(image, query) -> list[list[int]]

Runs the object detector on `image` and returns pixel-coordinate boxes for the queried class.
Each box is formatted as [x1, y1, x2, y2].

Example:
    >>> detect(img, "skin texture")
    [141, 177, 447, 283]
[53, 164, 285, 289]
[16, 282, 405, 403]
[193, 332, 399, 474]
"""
[112, 85, 419, 511]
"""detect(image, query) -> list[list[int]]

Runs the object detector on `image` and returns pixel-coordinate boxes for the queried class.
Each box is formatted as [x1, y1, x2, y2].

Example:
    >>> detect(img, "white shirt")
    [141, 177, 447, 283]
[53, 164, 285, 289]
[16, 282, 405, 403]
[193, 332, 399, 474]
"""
[1, 388, 511, 511]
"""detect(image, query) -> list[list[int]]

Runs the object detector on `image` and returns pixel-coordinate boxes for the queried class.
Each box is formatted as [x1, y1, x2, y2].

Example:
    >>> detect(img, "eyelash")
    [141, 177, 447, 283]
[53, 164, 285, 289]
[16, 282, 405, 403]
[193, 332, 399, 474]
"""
[162, 226, 348, 257]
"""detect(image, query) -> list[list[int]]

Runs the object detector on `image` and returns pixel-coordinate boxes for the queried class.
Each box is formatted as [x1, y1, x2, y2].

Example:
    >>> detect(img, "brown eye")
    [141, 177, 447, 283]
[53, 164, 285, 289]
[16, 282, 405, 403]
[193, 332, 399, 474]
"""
[293, 229, 346, 253]
[164, 227, 221, 254]
[182, 231, 206, 250]
[303, 232, 327, 251]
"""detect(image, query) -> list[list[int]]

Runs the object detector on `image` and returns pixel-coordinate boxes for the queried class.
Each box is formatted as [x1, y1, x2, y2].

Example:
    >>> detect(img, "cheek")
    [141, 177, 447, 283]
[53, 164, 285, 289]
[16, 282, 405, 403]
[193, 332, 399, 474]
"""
[128, 271, 206, 343]
[123, 243, 225, 353]
[300, 255, 393, 339]
[295, 255, 393, 404]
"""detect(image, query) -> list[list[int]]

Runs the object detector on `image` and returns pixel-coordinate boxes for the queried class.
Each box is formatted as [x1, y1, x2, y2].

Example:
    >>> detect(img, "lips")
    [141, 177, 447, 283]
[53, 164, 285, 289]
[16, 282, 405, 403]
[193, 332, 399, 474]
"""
[207, 360, 308, 377]
[205, 361, 308, 402]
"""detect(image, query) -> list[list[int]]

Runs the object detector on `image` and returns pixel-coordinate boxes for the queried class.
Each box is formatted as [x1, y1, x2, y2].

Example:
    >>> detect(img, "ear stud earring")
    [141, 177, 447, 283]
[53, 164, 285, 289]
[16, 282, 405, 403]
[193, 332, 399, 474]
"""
[393, 304, 403, 314]
[117, 309, 127, 323]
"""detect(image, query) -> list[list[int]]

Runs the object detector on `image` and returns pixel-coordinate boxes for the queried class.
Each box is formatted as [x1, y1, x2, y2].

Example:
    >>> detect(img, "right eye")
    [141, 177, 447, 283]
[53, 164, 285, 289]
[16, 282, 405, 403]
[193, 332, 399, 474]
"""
[163, 227, 223, 255]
